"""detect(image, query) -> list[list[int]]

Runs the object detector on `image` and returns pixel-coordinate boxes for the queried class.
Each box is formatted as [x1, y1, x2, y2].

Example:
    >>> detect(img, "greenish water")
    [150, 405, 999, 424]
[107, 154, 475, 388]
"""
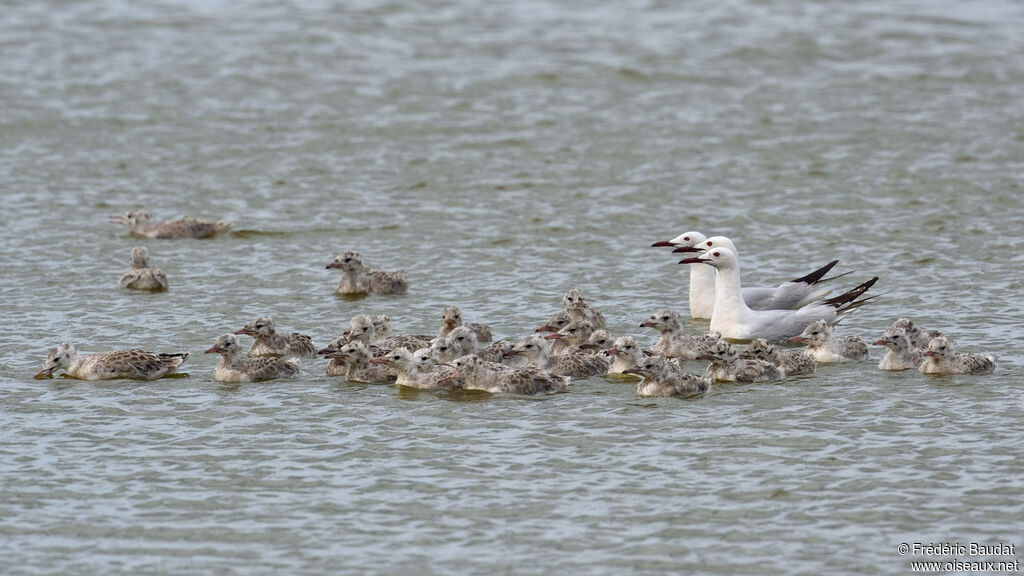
[2, 1, 1023, 574]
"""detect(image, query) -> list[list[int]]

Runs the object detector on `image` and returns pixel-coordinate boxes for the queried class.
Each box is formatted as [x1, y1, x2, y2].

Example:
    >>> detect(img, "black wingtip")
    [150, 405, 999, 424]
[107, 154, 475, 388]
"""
[823, 276, 879, 308]
[790, 260, 839, 285]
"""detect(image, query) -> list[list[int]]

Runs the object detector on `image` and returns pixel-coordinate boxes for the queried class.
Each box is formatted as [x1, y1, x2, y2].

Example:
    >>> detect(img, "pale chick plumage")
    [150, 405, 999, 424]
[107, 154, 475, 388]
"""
[888, 318, 942, 350]
[371, 314, 393, 342]
[340, 314, 377, 347]
[369, 347, 459, 389]
[110, 209, 231, 239]
[204, 333, 299, 383]
[625, 356, 711, 399]
[605, 336, 645, 376]
[510, 333, 609, 379]
[873, 328, 924, 371]
[786, 320, 868, 363]
[439, 306, 493, 343]
[233, 317, 317, 358]
[408, 348, 465, 390]
[699, 339, 785, 383]
[324, 340, 396, 382]
[536, 309, 572, 334]
[562, 287, 606, 329]
[36, 343, 189, 380]
[326, 250, 408, 296]
[742, 338, 815, 377]
[919, 336, 996, 375]
[448, 354, 569, 395]
[639, 309, 720, 361]
[119, 246, 169, 291]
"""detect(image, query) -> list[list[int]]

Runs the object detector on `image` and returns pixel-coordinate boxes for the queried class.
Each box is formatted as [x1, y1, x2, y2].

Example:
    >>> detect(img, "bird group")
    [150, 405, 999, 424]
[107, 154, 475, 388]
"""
[35, 217, 998, 393]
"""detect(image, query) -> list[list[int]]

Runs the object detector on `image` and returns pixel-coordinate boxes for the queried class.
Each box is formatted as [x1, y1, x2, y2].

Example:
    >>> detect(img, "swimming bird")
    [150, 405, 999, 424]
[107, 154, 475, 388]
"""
[873, 328, 924, 371]
[439, 306, 493, 343]
[233, 317, 317, 358]
[670, 235, 845, 314]
[741, 338, 816, 376]
[625, 356, 711, 399]
[887, 318, 942, 350]
[605, 336, 645, 375]
[36, 343, 189, 380]
[408, 349, 465, 390]
[511, 333, 609, 379]
[370, 347, 460, 389]
[639, 309, 720, 360]
[579, 329, 614, 353]
[326, 250, 408, 295]
[535, 310, 571, 333]
[110, 209, 231, 239]
[562, 287, 606, 329]
[371, 314, 393, 341]
[119, 246, 169, 291]
[680, 247, 878, 342]
[699, 340, 784, 383]
[919, 336, 996, 375]
[447, 354, 569, 395]
[786, 320, 869, 363]
[205, 334, 299, 382]
[323, 340, 396, 382]
[336, 314, 377, 347]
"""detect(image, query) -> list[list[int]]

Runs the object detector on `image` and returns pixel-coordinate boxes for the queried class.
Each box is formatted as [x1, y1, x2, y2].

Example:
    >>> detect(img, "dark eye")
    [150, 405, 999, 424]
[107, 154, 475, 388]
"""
[662, 316, 669, 321]
[706, 241, 713, 246]
[713, 251, 721, 257]
[683, 236, 690, 242]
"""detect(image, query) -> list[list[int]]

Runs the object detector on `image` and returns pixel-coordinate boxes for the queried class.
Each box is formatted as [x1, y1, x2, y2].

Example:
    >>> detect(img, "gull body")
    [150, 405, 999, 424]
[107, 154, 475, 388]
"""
[110, 210, 231, 239]
[36, 343, 188, 380]
[625, 356, 711, 399]
[234, 317, 317, 358]
[119, 246, 169, 291]
[919, 337, 996, 375]
[205, 334, 299, 382]
[680, 247, 877, 342]
[326, 250, 408, 295]
[786, 320, 869, 363]
[873, 328, 924, 371]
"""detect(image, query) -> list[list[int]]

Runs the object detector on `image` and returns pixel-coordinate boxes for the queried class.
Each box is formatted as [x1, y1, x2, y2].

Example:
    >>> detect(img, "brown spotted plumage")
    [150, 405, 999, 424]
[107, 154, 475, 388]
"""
[325, 250, 408, 295]
[625, 356, 711, 399]
[204, 334, 299, 382]
[119, 246, 169, 291]
[233, 317, 316, 358]
[36, 343, 189, 380]
[110, 210, 231, 239]
[919, 336, 996, 375]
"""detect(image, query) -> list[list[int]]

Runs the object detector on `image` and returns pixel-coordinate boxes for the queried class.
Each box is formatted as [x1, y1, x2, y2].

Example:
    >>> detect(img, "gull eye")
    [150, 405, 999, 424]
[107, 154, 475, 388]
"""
[713, 251, 721, 257]
[706, 241, 713, 246]
[683, 236, 690, 242]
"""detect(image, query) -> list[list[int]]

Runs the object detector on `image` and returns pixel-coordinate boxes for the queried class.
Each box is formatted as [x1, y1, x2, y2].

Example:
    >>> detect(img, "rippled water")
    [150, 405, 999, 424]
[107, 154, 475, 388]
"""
[3, 0, 1023, 573]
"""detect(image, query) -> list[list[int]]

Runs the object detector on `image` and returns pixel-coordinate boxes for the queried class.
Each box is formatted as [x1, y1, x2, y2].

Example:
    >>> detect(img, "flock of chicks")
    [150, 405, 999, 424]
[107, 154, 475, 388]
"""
[35, 211, 998, 397]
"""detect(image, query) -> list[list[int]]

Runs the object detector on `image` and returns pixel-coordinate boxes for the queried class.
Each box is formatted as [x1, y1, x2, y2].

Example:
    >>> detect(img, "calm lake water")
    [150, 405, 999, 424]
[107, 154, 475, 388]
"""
[2, 0, 1023, 574]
